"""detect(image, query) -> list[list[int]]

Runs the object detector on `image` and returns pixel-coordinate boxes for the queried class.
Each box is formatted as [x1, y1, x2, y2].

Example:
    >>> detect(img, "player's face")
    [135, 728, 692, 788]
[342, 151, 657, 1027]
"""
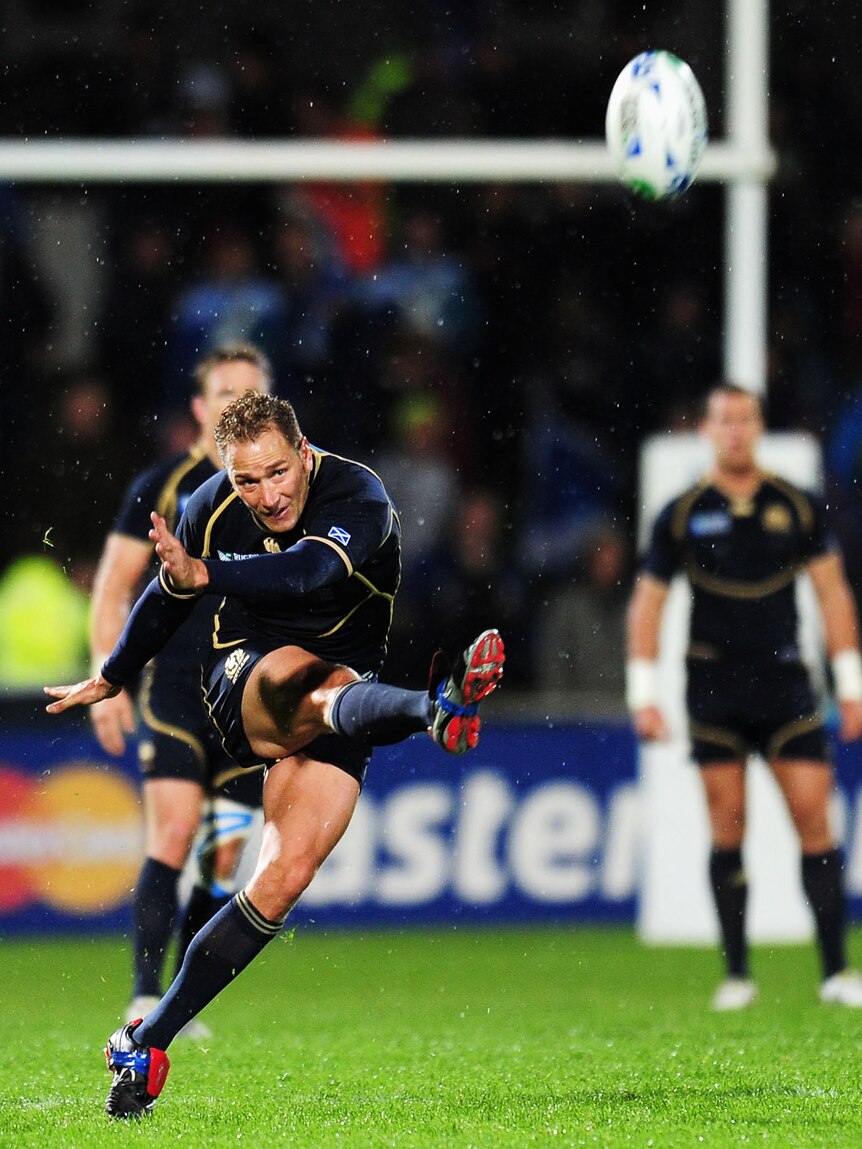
[194, 361, 268, 443]
[701, 391, 763, 472]
[226, 428, 313, 533]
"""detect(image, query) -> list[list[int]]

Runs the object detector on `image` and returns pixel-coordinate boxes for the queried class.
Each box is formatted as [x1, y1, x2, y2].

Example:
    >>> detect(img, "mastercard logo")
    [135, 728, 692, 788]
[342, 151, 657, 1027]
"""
[0, 760, 143, 915]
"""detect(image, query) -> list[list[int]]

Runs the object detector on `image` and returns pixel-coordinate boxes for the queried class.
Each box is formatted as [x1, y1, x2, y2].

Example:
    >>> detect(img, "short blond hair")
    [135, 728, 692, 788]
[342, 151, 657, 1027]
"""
[214, 392, 303, 462]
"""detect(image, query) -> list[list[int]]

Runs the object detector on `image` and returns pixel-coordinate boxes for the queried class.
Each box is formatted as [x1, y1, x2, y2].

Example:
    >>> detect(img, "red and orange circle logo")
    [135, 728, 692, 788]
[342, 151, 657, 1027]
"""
[0, 761, 142, 914]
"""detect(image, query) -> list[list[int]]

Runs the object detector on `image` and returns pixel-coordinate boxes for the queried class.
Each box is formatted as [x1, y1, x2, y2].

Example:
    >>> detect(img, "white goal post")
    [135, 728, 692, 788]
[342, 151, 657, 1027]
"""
[0, 138, 772, 184]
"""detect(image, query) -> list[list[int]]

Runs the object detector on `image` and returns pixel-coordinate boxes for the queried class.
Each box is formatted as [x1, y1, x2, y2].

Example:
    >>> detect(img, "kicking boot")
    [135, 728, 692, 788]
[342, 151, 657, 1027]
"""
[430, 629, 505, 755]
[104, 1020, 170, 1119]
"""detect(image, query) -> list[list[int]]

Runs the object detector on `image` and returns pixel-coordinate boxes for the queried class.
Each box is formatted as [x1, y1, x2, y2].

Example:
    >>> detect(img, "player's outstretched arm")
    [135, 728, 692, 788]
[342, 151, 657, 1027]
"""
[44, 675, 121, 714]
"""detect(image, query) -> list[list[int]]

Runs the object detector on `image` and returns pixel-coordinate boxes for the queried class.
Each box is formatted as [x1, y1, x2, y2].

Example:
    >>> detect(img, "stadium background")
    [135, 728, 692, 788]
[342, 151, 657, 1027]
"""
[3, 0, 862, 935]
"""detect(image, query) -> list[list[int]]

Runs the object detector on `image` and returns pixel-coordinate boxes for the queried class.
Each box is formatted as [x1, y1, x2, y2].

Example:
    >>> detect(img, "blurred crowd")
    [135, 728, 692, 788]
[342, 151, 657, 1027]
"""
[2, 0, 862, 702]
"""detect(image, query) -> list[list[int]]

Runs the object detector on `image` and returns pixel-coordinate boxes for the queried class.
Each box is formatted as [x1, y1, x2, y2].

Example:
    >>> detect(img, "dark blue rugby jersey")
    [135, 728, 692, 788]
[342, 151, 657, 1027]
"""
[103, 448, 400, 685]
[641, 473, 833, 659]
[112, 445, 218, 665]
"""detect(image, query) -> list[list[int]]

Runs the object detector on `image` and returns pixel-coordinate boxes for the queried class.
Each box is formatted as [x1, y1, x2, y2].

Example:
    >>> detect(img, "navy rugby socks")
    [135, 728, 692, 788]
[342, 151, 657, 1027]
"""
[329, 681, 433, 745]
[709, 847, 749, 979]
[801, 848, 846, 979]
[133, 891, 282, 1050]
[133, 858, 181, 997]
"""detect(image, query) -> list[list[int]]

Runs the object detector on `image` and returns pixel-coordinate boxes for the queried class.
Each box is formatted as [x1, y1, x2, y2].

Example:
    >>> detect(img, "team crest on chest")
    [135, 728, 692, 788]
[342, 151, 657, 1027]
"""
[730, 496, 755, 517]
[762, 503, 792, 533]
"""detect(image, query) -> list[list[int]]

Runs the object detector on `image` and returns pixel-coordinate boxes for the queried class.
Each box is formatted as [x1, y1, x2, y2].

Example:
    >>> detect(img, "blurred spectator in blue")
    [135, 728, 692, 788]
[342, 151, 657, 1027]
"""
[167, 223, 285, 415]
[517, 391, 622, 584]
[827, 391, 862, 496]
[516, 272, 627, 584]
[354, 206, 481, 356]
[266, 204, 352, 403]
[175, 61, 234, 139]
[826, 205, 862, 502]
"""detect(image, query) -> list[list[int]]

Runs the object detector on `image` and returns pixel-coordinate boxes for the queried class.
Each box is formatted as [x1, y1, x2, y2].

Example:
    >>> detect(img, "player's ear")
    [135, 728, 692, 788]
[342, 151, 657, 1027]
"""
[300, 437, 313, 472]
[191, 394, 207, 427]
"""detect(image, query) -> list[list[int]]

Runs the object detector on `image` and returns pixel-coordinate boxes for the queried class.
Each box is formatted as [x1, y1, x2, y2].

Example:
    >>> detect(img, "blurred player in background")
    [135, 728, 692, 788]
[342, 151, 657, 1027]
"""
[627, 382, 862, 1011]
[89, 343, 271, 1036]
[47, 390, 505, 1118]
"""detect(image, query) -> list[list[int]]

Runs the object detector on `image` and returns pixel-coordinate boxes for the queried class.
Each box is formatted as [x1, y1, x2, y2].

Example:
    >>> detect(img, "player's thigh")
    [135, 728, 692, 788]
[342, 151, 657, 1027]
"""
[241, 645, 358, 755]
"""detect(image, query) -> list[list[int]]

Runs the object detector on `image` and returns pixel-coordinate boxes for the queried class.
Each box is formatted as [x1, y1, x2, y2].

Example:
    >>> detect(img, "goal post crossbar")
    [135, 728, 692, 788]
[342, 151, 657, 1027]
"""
[0, 138, 775, 183]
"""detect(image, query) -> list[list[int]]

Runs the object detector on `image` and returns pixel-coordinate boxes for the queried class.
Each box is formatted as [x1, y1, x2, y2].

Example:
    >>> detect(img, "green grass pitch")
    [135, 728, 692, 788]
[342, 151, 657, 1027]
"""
[1, 926, 862, 1148]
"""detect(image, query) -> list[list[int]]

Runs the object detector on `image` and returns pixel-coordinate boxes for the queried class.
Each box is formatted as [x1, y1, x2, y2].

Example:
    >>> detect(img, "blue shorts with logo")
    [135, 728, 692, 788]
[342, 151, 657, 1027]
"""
[201, 639, 371, 787]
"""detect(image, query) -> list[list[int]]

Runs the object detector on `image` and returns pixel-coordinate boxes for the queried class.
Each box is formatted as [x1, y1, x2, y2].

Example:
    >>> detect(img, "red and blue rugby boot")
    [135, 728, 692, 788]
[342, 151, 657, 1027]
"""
[104, 1019, 170, 1119]
[430, 629, 505, 754]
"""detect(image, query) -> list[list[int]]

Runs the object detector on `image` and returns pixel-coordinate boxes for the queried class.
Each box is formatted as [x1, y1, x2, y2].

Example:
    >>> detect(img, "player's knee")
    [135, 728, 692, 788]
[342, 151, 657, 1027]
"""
[793, 803, 830, 843]
[149, 819, 198, 867]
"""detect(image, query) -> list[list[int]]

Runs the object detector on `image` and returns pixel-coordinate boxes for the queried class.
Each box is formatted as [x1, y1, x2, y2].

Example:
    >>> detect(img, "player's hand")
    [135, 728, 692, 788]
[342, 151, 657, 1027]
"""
[632, 705, 671, 742]
[149, 512, 208, 591]
[838, 699, 862, 742]
[44, 675, 121, 714]
[89, 687, 136, 755]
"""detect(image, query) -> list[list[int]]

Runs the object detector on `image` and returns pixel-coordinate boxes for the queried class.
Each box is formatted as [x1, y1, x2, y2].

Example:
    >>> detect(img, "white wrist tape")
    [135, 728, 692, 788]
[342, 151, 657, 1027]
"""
[626, 658, 659, 711]
[832, 649, 862, 702]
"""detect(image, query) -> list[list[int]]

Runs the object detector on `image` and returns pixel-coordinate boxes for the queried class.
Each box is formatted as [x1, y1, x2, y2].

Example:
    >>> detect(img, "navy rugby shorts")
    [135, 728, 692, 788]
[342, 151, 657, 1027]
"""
[201, 639, 371, 787]
[138, 662, 262, 806]
[685, 654, 829, 766]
